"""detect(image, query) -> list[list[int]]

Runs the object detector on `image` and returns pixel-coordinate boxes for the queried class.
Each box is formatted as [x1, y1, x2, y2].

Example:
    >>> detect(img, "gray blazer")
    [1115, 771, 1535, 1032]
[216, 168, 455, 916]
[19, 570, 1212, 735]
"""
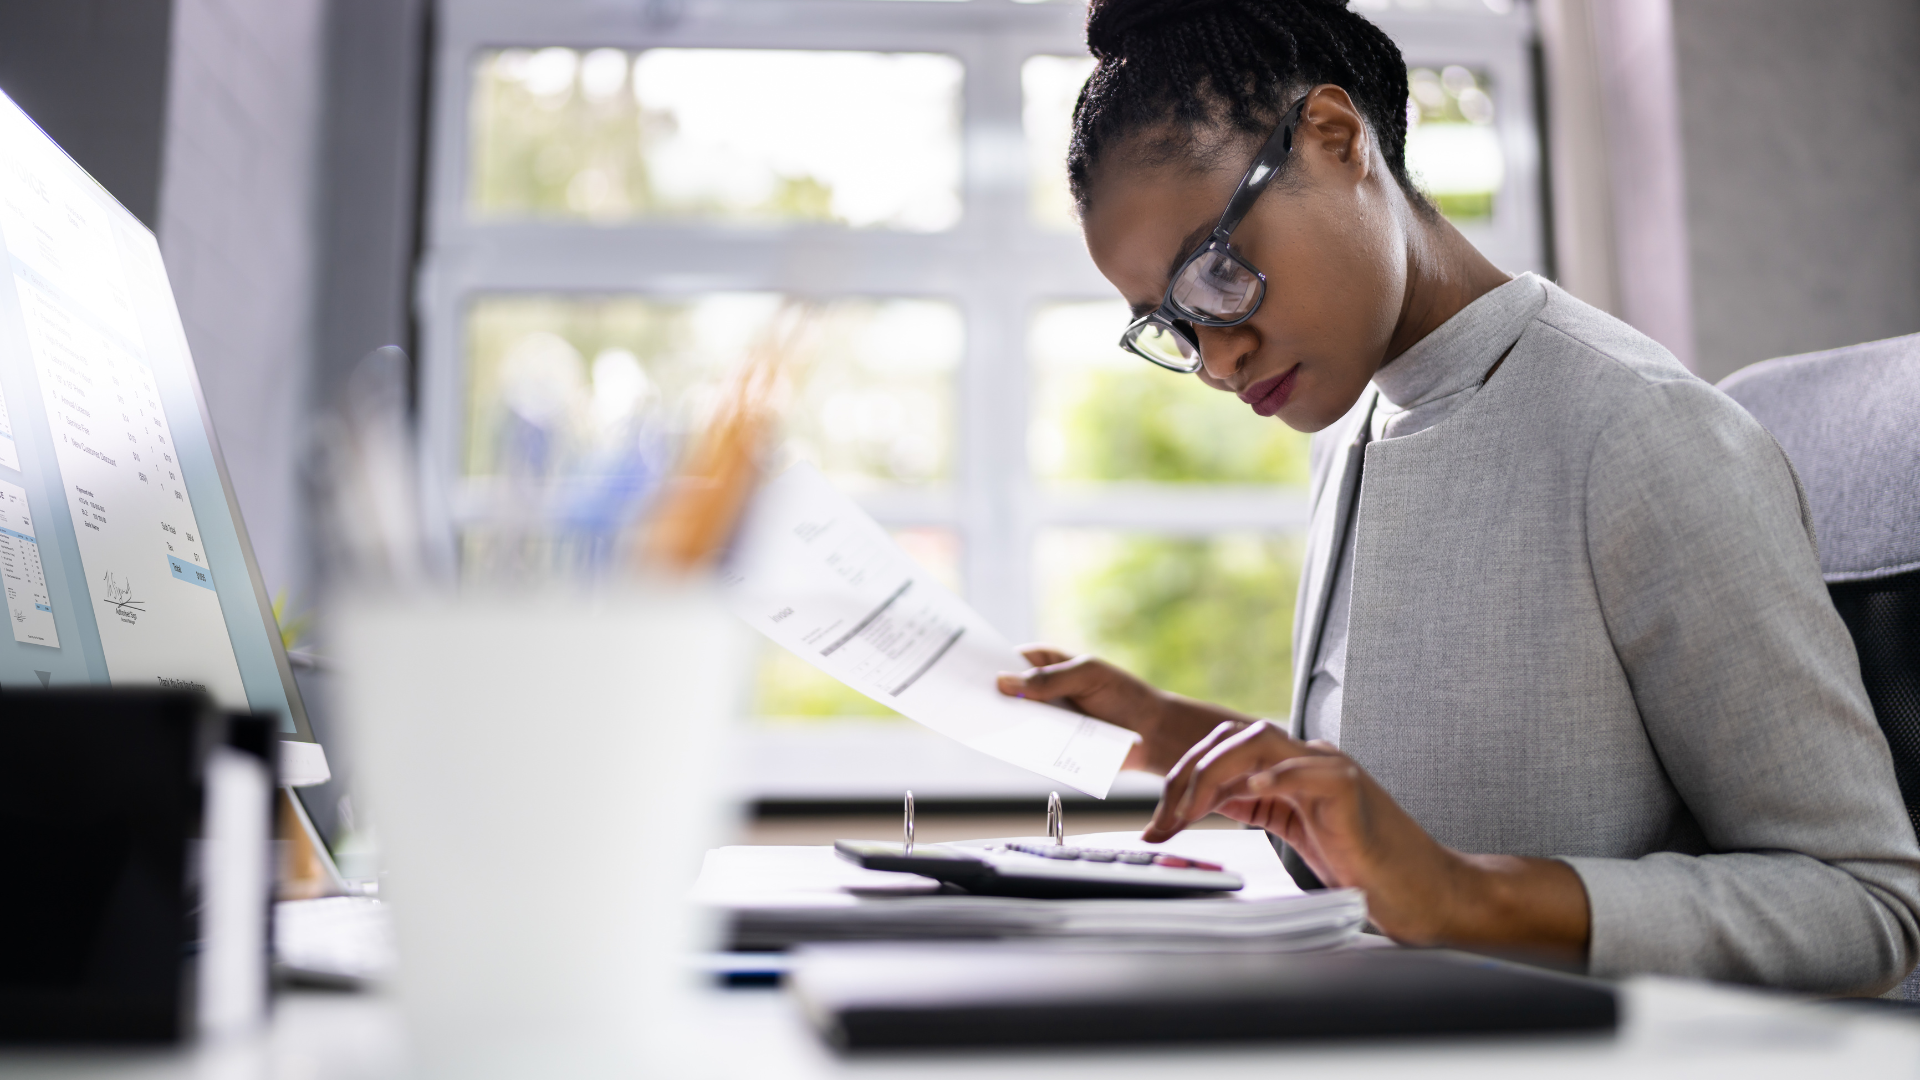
[1290, 280, 1920, 994]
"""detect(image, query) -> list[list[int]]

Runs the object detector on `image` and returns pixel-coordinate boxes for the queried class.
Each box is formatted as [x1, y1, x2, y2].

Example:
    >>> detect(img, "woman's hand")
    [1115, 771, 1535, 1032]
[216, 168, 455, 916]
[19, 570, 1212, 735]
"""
[994, 647, 1257, 774]
[1148, 720, 1592, 963]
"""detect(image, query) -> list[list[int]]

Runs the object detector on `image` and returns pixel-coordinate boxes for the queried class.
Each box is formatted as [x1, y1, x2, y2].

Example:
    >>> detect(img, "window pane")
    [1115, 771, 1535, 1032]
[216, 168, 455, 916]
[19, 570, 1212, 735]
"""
[754, 526, 961, 723]
[1405, 65, 1503, 223]
[1030, 301, 1309, 485]
[464, 294, 960, 490]
[1023, 55, 1095, 231]
[469, 48, 963, 229]
[1036, 530, 1304, 719]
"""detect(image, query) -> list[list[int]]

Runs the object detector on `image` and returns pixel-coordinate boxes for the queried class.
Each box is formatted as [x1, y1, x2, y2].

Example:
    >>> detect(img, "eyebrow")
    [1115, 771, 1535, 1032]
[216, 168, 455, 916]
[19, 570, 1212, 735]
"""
[1131, 220, 1219, 318]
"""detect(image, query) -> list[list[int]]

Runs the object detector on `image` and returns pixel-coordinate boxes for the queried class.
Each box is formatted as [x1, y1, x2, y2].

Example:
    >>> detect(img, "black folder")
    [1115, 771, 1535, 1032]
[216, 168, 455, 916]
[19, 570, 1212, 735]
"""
[792, 942, 1617, 1049]
[0, 690, 277, 1042]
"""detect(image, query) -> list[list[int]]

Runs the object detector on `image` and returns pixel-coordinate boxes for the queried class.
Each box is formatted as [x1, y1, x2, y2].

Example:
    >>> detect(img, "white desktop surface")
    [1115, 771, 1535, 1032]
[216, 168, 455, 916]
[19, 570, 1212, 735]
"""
[2, 977, 1916, 1079]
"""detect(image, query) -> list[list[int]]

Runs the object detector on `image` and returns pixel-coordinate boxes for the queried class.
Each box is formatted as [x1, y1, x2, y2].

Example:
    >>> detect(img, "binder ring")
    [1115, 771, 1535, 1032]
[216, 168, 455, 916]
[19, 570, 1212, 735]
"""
[904, 790, 915, 854]
[1047, 791, 1063, 846]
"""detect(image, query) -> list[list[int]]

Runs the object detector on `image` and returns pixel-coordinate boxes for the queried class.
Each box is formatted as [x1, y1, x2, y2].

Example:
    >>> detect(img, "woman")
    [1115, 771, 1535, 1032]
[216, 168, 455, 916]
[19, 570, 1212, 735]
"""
[998, 0, 1920, 994]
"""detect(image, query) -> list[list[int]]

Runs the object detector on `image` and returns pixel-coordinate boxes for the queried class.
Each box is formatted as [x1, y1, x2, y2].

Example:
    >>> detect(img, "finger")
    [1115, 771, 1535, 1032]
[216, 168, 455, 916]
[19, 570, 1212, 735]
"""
[994, 654, 1110, 702]
[1147, 722, 1248, 839]
[1214, 761, 1352, 884]
[1244, 757, 1371, 856]
[1017, 644, 1075, 668]
[1175, 721, 1307, 820]
[1144, 722, 1267, 841]
[1246, 754, 1364, 810]
[1146, 723, 1308, 842]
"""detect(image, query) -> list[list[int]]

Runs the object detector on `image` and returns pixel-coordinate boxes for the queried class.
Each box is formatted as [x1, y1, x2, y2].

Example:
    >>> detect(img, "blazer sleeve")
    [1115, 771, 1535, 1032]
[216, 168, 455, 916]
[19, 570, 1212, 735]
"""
[1563, 376, 1920, 995]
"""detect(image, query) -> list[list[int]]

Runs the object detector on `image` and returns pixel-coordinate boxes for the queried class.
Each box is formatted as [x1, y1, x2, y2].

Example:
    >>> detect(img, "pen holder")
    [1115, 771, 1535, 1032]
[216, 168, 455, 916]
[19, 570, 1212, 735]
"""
[335, 584, 748, 1079]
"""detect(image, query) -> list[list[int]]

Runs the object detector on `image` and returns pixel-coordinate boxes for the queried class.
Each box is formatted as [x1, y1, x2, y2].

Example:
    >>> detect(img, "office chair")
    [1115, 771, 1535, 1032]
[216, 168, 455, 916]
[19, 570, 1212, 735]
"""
[1721, 332, 1920, 1002]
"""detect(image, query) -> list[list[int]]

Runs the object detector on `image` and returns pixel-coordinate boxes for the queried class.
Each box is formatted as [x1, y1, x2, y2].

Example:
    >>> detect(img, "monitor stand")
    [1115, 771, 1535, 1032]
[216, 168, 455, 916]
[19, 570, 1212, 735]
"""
[279, 789, 351, 900]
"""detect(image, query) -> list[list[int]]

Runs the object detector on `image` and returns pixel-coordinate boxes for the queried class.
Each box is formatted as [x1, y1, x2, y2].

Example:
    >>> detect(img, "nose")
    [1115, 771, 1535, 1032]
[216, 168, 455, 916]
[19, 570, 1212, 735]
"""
[1194, 324, 1253, 384]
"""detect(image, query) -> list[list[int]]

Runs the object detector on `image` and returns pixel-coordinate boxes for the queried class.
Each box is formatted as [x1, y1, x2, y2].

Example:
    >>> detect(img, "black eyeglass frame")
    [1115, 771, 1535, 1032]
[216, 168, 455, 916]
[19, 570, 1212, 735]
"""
[1119, 94, 1311, 373]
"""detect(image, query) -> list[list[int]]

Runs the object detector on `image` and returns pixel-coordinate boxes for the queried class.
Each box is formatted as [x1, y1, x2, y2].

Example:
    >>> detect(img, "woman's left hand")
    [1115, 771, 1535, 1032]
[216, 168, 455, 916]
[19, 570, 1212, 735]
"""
[1146, 720, 1592, 961]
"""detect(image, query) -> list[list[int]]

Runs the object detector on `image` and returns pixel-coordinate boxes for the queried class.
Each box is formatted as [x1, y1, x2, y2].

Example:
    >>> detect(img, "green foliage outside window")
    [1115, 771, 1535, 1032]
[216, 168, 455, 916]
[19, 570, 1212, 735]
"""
[1049, 366, 1309, 485]
[1044, 532, 1304, 722]
[1035, 310, 1310, 720]
[470, 49, 662, 220]
[755, 647, 905, 722]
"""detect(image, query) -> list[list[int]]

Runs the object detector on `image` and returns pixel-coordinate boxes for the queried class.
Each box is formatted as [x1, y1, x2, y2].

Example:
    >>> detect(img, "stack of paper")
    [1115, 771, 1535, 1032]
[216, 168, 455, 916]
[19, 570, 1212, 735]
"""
[696, 830, 1366, 953]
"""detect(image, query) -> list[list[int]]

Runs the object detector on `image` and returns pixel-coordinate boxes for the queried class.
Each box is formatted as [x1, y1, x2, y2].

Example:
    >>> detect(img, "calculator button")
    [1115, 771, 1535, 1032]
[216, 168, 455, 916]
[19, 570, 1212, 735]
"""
[1042, 848, 1080, 860]
[1117, 852, 1156, 865]
[1151, 854, 1225, 871]
[1080, 851, 1117, 862]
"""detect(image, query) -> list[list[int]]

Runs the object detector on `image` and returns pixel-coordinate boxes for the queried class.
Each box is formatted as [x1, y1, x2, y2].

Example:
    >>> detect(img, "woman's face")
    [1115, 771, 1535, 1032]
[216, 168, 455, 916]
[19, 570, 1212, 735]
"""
[1080, 88, 1407, 433]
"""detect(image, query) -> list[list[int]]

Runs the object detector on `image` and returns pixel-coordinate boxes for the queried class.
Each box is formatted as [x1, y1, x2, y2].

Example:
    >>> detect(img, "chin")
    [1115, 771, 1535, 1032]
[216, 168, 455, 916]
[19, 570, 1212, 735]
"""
[1272, 386, 1342, 434]
[1276, 408, 1330, 434]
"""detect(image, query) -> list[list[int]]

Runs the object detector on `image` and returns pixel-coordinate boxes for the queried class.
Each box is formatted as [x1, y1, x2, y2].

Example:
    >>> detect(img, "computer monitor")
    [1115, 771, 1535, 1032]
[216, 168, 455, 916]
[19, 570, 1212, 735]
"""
[0, 89, 329, 786]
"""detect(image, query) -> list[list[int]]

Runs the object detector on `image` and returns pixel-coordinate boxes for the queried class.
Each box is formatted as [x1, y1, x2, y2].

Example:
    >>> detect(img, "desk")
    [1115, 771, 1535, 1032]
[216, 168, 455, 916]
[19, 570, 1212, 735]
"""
[2, 977, 1916, 1079]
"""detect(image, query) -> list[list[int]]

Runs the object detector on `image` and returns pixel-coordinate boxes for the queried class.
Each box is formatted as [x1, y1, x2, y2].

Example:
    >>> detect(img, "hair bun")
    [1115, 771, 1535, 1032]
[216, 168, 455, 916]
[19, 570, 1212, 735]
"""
[1086, 0, 1232, 60]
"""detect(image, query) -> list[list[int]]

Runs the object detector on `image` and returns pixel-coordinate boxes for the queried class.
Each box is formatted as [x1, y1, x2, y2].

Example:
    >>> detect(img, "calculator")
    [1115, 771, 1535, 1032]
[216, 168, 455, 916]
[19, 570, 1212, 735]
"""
[833, 839, 1245, 899]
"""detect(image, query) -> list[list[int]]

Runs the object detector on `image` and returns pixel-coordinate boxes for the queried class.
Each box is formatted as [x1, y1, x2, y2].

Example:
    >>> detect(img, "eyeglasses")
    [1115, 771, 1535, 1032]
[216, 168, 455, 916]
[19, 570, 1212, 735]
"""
[1119, 95, 1309, 374]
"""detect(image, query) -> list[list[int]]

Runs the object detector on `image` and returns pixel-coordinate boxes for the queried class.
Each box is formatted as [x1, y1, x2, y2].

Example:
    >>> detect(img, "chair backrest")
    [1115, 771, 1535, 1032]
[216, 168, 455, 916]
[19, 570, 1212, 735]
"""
[1720, 333, 1920, 842]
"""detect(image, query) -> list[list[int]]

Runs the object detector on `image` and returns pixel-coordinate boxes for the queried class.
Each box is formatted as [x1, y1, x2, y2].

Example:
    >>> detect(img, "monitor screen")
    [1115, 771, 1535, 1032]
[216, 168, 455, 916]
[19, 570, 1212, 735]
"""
[0, 89, 326, 784]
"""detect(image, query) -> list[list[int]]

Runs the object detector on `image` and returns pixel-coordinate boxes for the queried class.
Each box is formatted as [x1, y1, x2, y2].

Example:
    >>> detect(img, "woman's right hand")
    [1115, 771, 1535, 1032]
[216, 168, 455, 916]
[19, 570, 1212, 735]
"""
[995, 647, 1260, 775]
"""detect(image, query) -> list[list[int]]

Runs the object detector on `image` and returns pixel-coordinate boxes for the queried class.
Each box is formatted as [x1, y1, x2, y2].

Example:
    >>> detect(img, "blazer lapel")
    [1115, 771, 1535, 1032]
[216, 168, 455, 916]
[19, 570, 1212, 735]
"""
[1288, 388, 1377, 734]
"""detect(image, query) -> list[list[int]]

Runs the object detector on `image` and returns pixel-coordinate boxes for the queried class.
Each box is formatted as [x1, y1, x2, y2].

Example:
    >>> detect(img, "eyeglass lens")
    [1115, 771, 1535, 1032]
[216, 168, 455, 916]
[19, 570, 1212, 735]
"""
[1169, 247, 1262, 321]
[1126, 319, 1201, 371]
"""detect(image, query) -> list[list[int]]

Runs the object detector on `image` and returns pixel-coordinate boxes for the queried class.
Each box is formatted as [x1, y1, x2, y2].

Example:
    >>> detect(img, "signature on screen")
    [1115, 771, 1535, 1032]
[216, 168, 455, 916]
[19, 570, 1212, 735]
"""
[100, 571, 145, 616]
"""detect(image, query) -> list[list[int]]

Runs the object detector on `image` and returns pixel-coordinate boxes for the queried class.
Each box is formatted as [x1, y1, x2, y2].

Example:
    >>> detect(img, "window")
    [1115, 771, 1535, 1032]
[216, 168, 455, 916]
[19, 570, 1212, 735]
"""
[469, 48, 964, 228]
[420, 0, 1544, 800]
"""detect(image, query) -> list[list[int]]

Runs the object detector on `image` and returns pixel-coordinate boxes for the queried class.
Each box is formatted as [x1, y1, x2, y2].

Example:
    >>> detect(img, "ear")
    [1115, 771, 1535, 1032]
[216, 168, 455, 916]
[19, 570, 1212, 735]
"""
[1297, 84, 1372, 182]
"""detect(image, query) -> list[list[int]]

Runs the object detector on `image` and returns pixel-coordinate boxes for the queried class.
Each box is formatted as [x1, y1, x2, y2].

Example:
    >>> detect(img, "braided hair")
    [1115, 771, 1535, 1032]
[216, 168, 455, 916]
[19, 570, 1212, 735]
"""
[1068, 0, 1424, 215]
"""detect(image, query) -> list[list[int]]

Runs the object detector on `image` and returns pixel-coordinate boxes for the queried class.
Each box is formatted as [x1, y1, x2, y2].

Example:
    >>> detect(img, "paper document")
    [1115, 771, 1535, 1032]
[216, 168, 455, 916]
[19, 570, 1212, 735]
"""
[696, 830, 1367, 953]
[723, 464, 1138, 797]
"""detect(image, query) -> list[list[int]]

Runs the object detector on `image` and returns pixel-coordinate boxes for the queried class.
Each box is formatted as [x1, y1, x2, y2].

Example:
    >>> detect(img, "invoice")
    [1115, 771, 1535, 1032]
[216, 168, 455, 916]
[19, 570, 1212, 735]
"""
[723, 464, 1138, 797]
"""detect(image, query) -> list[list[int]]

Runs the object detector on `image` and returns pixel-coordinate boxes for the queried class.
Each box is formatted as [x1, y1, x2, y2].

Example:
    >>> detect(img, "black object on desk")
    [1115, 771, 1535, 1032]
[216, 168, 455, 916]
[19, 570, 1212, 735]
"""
[834, 839, 1244, 899]
[0, 690, 279, 1042]
[792, 942, 1618, 1049]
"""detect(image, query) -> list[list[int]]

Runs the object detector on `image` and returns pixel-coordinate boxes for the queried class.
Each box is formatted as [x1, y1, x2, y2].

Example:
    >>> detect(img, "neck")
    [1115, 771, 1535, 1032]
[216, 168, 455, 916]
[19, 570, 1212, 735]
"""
[1379, 201, 1512, 369]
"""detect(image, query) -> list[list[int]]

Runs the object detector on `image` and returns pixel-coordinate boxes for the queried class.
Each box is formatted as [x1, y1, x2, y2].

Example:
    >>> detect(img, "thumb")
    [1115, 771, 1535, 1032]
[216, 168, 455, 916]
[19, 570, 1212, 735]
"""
[998, 655, 1105, 703]
[1018, 644, 1074, 668]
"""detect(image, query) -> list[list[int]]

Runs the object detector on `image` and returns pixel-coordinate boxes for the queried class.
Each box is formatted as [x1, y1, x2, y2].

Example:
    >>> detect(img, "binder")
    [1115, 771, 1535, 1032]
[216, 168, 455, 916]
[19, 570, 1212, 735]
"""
[0, 690, 278, 1041]
[792, 941, 1618, 1049]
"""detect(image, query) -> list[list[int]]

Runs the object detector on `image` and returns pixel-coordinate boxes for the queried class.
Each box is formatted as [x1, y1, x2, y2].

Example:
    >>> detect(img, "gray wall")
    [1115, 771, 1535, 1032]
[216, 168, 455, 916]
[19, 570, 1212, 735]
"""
[156, 0, 330, 603]
[1674, 0, 1920, 384]
[0, 0, 174, 228]
[313, 0, 426, 414]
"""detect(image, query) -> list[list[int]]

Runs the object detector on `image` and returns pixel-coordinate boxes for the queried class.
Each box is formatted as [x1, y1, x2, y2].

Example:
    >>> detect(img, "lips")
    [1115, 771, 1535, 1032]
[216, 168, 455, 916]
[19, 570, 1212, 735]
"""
[1239, 365, 1299, 417]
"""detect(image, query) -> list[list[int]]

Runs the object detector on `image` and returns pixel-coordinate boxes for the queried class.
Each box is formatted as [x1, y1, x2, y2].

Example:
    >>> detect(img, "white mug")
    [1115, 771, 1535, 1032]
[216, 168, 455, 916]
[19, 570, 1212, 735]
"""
[337, 585, 747, 1078]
